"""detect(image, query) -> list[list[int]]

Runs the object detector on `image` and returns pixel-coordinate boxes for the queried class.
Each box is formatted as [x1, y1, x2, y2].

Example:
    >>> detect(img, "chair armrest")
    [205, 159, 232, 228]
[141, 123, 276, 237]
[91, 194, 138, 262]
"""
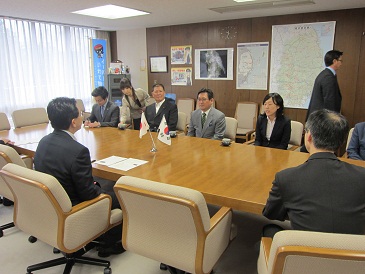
[245, 139, 255, 145]
[261, 237, 272, 267]
[209, 206, 232, 231]
[287, 145, 299, 151]
[69, 193, 111, 214]
[20, 154, 34, 169]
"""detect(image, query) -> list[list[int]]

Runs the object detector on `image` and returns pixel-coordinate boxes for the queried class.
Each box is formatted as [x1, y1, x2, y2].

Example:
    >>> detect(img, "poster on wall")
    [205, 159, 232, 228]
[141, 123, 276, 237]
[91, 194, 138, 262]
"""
[171, 45, 192, 64]
[90, 39, 107, 89]
[194, 48, 234, 80]
[236, 42, 269, 90]
[171, 67, 193, 86]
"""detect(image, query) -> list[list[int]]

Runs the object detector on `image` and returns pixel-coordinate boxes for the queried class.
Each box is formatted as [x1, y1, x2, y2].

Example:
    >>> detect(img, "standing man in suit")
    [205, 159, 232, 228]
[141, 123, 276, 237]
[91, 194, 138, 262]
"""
[34, 97, 124, 257]
[262, 109, 365, 236]
[84, 86, 120, 128]
[301, 50, 343, 152]
[188, 88, 226, 140]
[145, 83, 178, 131]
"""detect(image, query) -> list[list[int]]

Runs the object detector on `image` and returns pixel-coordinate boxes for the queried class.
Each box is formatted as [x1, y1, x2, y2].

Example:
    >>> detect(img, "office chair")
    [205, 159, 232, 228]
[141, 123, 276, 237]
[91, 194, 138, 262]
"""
[234, 102, 258, 142]
[224, 117, 238, 141]
[0, 163, 122, 274]
[12, 108, 49, 128]
[0, 112, 11, 130]
[257, 230, 365, 274]
[177, 98, 195, 128]
[114, 176, 234, 274]
[176, 112, 188, 135]
[0, 144, 33, 237]
[287, 121, 304, 151]
[76, 99, 91, 121]
[342, 127, 354, 158]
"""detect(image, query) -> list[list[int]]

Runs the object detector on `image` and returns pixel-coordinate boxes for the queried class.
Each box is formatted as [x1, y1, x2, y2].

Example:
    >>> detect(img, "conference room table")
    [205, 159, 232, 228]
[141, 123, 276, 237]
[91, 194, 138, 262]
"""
[2, 123, 365, 215]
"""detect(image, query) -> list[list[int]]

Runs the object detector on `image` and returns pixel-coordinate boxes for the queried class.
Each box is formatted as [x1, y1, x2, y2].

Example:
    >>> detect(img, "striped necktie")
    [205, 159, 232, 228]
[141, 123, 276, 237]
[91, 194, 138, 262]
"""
[100, 105, 105, 118]
[201, 112, 206, 128]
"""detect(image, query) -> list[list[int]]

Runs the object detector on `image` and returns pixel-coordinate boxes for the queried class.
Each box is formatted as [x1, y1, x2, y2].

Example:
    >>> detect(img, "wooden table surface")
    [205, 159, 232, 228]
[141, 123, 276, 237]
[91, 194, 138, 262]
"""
[2, 124, 365, 215]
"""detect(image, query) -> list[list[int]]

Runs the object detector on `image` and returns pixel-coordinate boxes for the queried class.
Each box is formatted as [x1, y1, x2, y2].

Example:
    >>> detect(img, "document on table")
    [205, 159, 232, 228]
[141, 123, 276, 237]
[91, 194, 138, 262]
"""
[15, 138, 42, 145]
[93, 156, 148, 171]
[94, 156, 127, 166]
[109, 158, 148, 171]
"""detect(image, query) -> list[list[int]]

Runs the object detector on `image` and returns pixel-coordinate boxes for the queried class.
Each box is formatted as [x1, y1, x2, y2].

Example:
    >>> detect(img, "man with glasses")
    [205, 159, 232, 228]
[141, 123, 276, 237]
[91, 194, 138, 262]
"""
[84, 86, 120, 128]
[301, 50, 343, 152]
[35, 97, 124, 257]
[188, 88, 226, 140]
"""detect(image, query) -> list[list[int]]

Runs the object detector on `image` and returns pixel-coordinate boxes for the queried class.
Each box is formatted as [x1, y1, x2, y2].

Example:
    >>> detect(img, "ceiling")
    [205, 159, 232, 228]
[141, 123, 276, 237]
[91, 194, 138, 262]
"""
[1, 0, 364, 31]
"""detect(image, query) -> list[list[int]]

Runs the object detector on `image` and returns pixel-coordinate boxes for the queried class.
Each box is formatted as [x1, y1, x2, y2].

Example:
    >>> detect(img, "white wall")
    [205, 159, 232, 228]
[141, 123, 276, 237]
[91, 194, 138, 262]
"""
[116, 28, 149, 93]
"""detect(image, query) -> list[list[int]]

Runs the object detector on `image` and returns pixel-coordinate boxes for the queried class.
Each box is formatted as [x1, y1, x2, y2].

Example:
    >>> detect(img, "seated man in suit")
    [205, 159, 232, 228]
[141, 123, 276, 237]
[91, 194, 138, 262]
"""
[347, 122, 365, 160]
[262, 109, 365, 237]
[34, 97, 124, 257]
[188, 88, 226, 140]
[84, 86, 120, 128]
[145, 83, 178, 131]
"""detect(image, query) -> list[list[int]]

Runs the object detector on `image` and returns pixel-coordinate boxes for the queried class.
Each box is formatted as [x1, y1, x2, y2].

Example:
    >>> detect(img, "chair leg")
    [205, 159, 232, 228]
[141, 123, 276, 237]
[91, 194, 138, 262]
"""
[0, 222, 15, 237]
[26, 246, 111, 274]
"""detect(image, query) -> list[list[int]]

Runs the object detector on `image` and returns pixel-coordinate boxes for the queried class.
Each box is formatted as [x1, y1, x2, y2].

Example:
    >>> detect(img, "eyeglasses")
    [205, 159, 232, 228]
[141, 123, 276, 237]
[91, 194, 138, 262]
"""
[198, 98, 209, 102]
[80, 110, 84, 117]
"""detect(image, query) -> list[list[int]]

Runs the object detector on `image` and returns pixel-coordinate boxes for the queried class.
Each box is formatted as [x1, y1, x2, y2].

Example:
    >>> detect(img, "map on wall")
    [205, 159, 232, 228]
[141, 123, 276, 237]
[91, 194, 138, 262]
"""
[269, 21, 336, 109]
[236, 42, 269, 90]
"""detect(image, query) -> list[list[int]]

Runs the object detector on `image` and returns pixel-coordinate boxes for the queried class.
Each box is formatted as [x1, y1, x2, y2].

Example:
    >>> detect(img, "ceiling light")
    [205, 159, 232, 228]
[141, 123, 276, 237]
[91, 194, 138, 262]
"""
[234, 0, 257, 2]
[212, 0, 315, 13]
[72, 5, 149, 20]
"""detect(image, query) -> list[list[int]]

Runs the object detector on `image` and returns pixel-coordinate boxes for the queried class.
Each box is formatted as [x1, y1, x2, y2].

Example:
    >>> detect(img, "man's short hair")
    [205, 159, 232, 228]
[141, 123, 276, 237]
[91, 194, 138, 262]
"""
[91, 86, 109, 99]
[152, 83, 165, 91]
[197, 88, 214, 100]
[47, 97, 79, 130]
[324, 50, 343, 67]
[305, 109, 349, 151]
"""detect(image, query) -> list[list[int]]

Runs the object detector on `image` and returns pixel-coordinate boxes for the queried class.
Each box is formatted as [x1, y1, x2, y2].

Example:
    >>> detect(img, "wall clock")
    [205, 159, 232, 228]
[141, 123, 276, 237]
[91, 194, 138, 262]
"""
[220, 26, 237, 40]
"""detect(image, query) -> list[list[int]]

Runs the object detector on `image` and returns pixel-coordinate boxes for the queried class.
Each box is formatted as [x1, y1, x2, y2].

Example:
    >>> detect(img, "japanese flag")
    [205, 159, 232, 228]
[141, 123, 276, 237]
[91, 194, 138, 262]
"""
[139, 112, 149, 138]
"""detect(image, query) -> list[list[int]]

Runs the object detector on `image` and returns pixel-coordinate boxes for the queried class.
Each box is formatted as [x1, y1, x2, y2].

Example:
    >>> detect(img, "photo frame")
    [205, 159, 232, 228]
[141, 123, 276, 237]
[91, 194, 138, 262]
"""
[150, 56, 168, 73]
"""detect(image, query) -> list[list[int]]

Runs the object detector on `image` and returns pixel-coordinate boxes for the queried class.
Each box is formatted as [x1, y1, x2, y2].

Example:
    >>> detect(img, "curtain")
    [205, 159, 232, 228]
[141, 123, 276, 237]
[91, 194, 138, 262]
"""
[0, 17, 110, 117]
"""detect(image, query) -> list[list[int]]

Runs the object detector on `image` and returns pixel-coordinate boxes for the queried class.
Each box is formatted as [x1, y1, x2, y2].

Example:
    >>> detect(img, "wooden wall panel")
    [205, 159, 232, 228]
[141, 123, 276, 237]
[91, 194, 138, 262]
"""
[353, 13, 365, 124]
[146, 8, 365, 127]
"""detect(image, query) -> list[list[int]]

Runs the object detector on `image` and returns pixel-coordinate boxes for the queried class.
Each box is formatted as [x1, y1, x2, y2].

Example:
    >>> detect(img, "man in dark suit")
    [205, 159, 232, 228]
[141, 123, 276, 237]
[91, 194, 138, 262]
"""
[301, 50, 343, 152]
[34, 97, 123, 257]
[84, 86, 120, 128]
[145, 83, 178, 131]
[263, 109, 365, 236]
[188, 88, 226, 140]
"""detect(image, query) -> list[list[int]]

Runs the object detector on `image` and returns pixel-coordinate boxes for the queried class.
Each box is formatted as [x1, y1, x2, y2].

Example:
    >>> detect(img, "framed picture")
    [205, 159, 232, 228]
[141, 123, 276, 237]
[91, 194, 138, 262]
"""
[150, 56, 168, 73]
[194, 48, 234, 80]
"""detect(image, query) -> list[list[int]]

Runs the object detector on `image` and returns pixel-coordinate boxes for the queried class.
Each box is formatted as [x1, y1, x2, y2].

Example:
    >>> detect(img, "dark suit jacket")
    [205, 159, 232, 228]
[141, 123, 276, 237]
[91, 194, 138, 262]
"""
[254, 114, 291, 150]
[187, 107, 226, 140]
[347, 122, 365, 161]
[263, 152, 365, 235]
[145, 99, 178, 131]
[88, 100, 120, 127]
[34, 130, 101, 206]
[306, 68, 342, 121]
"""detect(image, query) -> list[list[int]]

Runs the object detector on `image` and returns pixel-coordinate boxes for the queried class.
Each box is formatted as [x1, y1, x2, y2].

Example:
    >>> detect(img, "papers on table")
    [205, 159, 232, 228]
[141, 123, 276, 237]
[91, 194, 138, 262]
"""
[93, 156, 148, 171]
[14, 138, 42, 145]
